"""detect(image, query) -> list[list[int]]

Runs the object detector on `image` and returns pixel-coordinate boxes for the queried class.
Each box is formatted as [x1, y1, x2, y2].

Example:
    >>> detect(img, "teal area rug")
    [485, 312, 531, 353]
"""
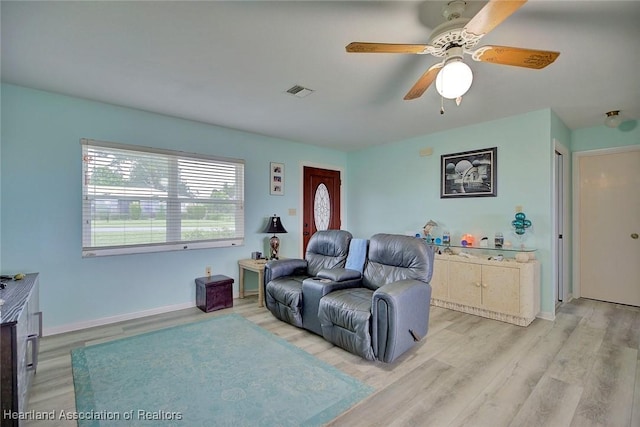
[72, 314, 372, 426]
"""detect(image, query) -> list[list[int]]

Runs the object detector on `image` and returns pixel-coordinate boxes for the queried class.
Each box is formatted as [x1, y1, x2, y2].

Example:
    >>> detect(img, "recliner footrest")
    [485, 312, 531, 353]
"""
[265, 275, 308, 328]
[318, 288, 376, 361]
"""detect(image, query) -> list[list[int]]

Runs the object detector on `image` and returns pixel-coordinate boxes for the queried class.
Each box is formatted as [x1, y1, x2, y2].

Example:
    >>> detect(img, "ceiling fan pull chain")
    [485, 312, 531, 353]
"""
[440, 95, 445, 115]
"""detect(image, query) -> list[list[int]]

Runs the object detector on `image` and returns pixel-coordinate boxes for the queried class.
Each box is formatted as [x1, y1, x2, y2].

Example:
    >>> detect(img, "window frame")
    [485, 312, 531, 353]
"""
[81, 138, 245, 257]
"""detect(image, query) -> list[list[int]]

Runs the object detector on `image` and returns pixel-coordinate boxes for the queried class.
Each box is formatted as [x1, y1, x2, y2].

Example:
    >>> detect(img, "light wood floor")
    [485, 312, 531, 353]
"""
[25, 297, 639, 427]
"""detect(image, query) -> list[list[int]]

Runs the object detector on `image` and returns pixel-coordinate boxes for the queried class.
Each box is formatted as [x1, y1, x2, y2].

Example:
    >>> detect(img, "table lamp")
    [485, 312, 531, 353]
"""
[263, 214, 287, 259]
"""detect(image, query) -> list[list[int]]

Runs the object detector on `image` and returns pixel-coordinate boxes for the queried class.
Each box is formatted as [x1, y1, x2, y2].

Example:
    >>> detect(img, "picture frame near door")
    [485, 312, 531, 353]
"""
[270, 162, 284, 195]
[441, 147, 497, 198]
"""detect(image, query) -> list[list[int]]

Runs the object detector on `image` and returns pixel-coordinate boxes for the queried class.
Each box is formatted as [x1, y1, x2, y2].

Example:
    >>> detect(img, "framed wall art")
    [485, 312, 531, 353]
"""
[441, 147, 497, 198]
[270, 162, 285, 195]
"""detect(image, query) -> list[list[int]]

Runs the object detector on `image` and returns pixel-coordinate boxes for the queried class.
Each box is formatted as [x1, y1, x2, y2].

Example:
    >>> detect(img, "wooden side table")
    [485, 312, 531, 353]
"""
[237, 258, 268, 307]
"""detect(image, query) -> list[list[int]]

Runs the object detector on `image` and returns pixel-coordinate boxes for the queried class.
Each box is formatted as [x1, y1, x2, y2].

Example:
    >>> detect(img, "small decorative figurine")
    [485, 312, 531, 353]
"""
[511, 210, 532, 236]
[511, 208, 533, 249]
[422, 220, 438, 238]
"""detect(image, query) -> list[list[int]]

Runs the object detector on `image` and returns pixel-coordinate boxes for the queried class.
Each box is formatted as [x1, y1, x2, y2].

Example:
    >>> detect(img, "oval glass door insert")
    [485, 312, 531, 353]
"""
[314, 183, 331, 230]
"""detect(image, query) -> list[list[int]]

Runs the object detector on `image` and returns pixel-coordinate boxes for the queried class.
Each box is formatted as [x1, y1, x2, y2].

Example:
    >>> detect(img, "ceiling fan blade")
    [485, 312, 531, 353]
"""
[472, 45, 560, 69]
[404, 63, 443, 100]
[346, 42, 433, 54]
[464, 0, 527, 38]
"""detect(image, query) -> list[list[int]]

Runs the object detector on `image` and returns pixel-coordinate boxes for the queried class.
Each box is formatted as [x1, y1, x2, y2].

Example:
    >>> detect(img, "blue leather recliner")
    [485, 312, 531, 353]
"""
[318, 233, 433, 362]
[264, 232, 434, 363]
[264, 230, 353, 328]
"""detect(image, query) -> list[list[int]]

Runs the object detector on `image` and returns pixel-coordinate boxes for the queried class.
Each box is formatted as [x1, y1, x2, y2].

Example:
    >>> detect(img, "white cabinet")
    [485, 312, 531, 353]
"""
[431, 254, 540, 326]
[431, 258, 449, 301]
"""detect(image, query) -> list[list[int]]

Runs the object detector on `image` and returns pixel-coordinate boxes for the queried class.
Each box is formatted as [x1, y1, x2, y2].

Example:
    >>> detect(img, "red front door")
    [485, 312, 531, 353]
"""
[302, 167, 341, 254]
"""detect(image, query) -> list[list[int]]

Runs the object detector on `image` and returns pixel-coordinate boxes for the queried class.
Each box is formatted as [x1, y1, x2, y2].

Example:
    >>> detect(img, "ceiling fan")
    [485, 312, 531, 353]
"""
[346, 0, 560, 101]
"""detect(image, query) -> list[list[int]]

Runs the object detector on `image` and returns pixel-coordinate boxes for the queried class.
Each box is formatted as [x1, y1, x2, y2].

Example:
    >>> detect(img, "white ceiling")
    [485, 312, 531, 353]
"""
[2, 1, 639, 151]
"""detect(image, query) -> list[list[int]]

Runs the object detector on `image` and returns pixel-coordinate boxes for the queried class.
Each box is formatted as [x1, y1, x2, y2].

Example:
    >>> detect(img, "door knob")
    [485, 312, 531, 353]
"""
[632, 233, 639, 240]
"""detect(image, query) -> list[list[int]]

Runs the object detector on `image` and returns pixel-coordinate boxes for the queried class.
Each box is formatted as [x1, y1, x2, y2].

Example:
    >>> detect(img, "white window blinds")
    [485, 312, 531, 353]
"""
[81, 139, 244, 257]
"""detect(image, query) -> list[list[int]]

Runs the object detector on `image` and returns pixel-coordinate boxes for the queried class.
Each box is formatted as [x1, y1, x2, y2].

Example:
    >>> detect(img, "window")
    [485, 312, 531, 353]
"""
[81, 139, 244, 257]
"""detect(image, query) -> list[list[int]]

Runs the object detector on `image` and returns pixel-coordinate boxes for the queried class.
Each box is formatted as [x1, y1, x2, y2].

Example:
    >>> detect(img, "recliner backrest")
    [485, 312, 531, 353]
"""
[305, 230, 352, 276]
[363, 233, 434, 290]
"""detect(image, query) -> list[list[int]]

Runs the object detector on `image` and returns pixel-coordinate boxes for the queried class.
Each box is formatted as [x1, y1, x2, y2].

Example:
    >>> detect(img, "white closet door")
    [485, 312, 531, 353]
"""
[578, 147, 640, 306]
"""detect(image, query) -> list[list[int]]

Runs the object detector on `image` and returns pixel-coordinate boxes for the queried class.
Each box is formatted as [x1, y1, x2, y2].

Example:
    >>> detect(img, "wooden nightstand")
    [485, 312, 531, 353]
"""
[237, 258, 268, 307]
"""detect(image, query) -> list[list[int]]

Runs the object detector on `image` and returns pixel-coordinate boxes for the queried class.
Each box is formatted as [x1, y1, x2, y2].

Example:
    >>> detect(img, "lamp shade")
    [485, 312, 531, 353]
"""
[435, 59, 473, 99]
[263, 215, 287, 234]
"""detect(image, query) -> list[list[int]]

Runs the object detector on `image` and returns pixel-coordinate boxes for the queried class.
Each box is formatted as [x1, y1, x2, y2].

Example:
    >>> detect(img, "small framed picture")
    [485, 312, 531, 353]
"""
[270, 162, 285, 195]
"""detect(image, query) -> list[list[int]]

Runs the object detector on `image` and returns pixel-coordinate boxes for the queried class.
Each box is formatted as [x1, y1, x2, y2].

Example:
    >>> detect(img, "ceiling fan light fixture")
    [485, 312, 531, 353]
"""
[604, 110, 622, 128]
[435, 58, 473, 99]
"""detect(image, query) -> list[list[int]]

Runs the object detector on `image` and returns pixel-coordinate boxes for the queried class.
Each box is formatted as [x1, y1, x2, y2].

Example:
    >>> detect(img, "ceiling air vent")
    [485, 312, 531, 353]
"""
[286, 85, 314, 98]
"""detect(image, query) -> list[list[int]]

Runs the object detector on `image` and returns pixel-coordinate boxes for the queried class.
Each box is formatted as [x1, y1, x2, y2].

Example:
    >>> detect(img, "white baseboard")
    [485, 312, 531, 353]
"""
[43, 301, 197, 336]
[537, 311, 556, 322]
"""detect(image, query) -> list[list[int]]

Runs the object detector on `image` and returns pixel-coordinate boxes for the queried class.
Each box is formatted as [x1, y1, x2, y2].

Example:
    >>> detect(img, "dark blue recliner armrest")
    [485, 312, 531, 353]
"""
[316, 267, 362, 282]
[264, 258, 308, 284]
[371, 279, 432, 363]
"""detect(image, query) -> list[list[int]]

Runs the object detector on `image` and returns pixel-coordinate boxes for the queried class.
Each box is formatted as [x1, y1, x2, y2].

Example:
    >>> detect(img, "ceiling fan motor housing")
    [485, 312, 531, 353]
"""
[444, 45, 464, 62]
[427, 18, 482, 57]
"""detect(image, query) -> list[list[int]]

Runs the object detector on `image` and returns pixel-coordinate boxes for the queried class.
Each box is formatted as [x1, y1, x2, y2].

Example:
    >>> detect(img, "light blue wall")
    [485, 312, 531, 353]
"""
[5, 81, 636, 332]
[571, 120, 640, 152]
[347, 109, 557, 315]
[1, 84, 347, 331]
